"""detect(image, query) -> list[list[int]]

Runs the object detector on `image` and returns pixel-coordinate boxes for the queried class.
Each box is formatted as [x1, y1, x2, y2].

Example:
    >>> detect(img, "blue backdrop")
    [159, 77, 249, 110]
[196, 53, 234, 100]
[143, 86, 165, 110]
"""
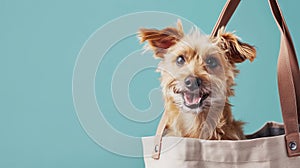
[1, 0, 299, 167]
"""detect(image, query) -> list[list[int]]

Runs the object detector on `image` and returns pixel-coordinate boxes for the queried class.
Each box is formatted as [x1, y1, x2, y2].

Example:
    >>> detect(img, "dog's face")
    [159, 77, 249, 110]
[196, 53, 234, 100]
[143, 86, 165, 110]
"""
[139, 20, 256, 114]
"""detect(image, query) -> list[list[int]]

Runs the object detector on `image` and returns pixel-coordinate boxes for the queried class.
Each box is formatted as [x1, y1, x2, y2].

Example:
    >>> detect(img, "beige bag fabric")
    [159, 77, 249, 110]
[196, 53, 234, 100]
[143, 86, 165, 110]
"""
[142, 0, 300, 167]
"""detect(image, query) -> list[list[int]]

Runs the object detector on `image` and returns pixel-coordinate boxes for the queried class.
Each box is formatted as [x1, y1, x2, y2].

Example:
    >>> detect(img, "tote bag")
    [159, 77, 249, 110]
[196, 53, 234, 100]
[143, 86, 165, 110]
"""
[142, 0, 300, 167]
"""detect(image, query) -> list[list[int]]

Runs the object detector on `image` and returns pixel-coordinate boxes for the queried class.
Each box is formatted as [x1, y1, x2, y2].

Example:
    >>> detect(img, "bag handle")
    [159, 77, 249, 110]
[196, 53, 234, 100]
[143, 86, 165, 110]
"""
[211, 0, 300, 157]
[152, 110, 167, 159]
[268, 0, 300, 157]
[211, 0, 241, 37]
[151, 0, 300, 159]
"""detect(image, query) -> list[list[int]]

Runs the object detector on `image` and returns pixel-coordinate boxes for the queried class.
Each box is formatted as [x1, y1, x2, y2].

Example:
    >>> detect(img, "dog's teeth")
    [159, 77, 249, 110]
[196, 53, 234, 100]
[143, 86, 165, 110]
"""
[193, 95, 201, 104]
[183, 92, 202, 106]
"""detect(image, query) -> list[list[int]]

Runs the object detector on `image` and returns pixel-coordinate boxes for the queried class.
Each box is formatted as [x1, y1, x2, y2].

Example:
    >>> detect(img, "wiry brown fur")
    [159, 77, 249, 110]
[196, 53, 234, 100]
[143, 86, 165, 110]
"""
[138, 20, 256, 140]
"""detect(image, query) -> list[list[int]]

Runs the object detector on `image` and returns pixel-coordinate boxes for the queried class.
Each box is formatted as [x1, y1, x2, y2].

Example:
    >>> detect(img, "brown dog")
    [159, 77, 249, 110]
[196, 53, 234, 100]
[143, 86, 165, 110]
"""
[138, 20, 256, 140]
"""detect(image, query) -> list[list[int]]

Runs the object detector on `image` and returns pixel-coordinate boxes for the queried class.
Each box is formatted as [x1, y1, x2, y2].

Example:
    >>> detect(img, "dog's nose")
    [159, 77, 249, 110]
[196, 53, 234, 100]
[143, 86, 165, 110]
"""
[184, 76, 201, 91]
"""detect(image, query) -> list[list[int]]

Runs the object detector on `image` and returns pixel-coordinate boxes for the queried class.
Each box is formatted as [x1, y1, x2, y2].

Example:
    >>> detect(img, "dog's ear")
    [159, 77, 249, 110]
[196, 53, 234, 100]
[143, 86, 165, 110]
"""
[138, 20, 184, 58]
[214, 27, 256, 63]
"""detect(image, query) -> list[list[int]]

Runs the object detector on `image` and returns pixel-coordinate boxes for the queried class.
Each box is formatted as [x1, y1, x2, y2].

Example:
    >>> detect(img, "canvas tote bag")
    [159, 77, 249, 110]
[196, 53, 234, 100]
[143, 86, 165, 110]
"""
[142, 0, 300, 167]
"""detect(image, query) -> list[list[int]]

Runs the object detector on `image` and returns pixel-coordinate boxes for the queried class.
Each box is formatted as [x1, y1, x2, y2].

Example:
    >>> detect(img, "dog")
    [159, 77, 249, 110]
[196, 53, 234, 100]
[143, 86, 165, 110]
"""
[138, 20, 256, 140]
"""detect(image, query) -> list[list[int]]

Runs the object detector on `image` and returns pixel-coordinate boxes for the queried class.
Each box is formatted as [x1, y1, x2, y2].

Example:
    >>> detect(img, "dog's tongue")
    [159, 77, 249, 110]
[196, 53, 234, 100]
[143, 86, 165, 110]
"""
[183, 92, 201, 106]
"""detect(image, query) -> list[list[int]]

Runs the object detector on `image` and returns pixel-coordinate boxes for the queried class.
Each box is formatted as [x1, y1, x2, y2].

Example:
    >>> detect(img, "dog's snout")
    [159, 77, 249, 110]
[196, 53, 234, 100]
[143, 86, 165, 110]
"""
[184, 76, 201, 91]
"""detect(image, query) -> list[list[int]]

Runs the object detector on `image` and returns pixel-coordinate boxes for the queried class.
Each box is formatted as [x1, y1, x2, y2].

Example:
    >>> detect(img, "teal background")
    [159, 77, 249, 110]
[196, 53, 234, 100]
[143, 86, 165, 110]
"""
[1, 0, 299, 167]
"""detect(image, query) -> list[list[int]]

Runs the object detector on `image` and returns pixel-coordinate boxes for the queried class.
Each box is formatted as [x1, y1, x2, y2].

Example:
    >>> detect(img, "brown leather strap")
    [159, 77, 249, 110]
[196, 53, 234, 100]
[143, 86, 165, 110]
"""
[211, 0, 241, 37]
[152, 110, 167, 159]
[152, 0, 300, 159]
[269, 0, 300, 157]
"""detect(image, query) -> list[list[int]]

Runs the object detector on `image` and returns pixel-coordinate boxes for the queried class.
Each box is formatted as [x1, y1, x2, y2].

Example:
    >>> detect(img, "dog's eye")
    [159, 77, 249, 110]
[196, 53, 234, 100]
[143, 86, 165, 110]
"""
[176, 55, 185, 66]
[205, 57, 218, 69]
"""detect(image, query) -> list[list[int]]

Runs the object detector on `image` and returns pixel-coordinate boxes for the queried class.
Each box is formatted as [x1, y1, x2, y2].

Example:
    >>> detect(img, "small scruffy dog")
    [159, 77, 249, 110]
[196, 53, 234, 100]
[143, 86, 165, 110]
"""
[138, 20, 256, 140]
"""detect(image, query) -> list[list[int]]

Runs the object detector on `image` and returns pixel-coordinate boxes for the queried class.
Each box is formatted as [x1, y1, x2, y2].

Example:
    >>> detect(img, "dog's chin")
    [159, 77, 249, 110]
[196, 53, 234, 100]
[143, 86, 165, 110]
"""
[179, 91, 209, 114]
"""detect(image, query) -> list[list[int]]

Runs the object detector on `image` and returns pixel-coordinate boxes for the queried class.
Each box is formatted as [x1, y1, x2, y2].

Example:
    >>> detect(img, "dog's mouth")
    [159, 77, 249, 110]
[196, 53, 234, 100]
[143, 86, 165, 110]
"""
[182, 92, 209, 109]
